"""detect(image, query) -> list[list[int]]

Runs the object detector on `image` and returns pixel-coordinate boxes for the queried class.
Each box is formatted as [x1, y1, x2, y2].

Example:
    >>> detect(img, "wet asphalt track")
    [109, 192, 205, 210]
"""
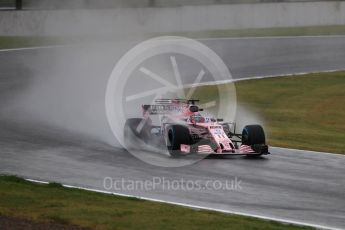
[0, 36, 345, 229]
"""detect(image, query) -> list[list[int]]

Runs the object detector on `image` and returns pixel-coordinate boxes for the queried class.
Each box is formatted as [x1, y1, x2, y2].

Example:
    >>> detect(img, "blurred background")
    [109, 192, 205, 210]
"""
[1, 0, 343, 10]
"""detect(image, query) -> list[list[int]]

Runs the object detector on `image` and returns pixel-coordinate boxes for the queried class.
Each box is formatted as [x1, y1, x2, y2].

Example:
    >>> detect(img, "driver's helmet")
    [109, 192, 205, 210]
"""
[190, 113, 206, 123]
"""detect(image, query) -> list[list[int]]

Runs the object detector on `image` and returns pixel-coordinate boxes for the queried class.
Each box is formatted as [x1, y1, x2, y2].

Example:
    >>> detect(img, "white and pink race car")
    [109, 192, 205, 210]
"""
[124, 99, 269, 157]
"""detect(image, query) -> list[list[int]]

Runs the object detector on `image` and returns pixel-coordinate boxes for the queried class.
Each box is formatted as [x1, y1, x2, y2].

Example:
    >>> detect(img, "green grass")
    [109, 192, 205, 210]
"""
[1, 25, 345, 49]
[192, 71, 345, 154]
[0, 36, 63, 49]
[0, 175, 313, 230]
[168, 25, 345, 39]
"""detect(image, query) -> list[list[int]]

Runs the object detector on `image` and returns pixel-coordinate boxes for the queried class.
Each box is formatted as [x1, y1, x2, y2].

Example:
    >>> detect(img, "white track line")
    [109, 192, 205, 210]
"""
[231, 69, 345, 82]
[3, 42, 343, 89]
[197, 35, 345, 41]
[1, 35, 345, 52]
[0, 44, 69, 52]
[272, 147, 345, 157]
[183, 68, 345, 89]
[25, 178, 342, 230]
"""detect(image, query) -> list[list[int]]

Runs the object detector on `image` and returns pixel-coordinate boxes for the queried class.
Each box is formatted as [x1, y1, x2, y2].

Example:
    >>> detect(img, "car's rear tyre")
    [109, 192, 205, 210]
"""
[124, 118, 151, 149]
[166, 125, 191, 157]
[241, 125, 266, 145]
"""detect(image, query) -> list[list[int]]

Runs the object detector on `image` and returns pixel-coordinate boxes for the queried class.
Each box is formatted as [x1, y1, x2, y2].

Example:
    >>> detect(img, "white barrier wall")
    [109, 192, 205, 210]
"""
[0, 1, 344, 36]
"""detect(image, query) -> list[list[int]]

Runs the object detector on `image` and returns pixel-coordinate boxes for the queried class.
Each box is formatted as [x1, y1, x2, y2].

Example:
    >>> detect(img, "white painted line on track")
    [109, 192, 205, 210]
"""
[1, 34, 345, 52]
[197, 34, 345, 41]
[231, 69, 345, 82]
[24, 177, 342, 230]
[26, 179, 49, 184]
[2, 42, 343, 89]
[183, 68, 345, 89]
[0, 45, 70, 52]
[272, 147, 345, 157]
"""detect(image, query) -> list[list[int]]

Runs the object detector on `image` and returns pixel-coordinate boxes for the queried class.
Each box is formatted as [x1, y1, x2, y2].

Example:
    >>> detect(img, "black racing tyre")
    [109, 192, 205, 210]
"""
[241, 125, 266, 145]
[166, 125, 191, 157]
[124, 118, 151, 148]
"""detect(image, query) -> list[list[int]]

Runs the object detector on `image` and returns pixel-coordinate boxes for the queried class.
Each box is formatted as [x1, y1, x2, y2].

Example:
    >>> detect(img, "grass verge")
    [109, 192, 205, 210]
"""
[193, 71, 345, 154]
[0, 175, 313, 230]
[168, 25, 345, 39]
[0, 36, 66, 49]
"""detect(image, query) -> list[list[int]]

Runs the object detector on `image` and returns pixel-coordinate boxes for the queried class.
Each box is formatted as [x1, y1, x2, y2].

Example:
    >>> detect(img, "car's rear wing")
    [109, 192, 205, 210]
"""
[143, 99, 201, 115]
[155, 99, 200, 105]
[142, 104, 184, 115]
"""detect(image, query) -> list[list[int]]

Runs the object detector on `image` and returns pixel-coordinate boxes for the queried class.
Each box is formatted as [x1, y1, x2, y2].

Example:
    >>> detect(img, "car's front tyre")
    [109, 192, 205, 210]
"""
[165, 125, 191, 157]
[242, 125, 268, 156]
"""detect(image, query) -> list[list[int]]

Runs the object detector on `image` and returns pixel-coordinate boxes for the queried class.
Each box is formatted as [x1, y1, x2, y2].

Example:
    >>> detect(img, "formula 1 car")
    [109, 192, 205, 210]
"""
[124, 99, 269, 157]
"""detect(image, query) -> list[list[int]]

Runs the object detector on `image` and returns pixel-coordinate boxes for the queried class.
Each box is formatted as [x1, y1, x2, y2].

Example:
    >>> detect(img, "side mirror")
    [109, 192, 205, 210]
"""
[217, 118, 224, 122]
